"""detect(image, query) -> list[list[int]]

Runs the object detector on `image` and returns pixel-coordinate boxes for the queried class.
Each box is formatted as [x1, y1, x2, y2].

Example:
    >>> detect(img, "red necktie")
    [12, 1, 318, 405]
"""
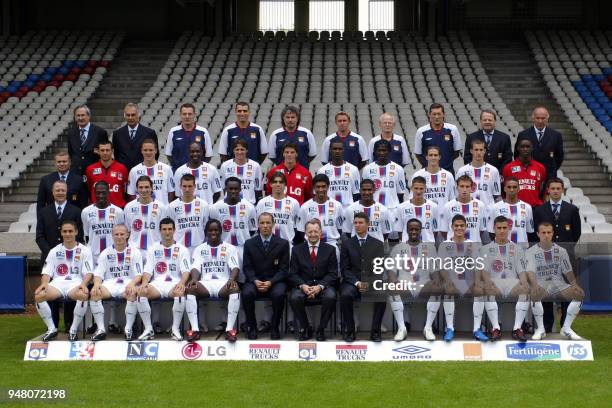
[310, 246, 317, 265]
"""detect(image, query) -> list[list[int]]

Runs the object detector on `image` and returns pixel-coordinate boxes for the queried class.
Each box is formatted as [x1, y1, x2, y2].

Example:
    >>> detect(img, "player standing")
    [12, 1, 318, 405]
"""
[456, 139, 501, 207]
[174, 142, 222, 204]
[256, 172, 300, 244]
[127, 138, 175, 205]
[219, 139, 263, 204]
[395, 176, 438, 243]
[439, 175, 488, 242]
[412, 145, 455, 208]
[317, 140, 361, 208]
[488, 177, 534, 245]
[343, 179, 392, 242]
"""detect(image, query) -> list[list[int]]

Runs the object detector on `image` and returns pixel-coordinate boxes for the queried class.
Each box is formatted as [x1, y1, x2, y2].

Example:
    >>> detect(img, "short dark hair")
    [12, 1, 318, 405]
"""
[471, 139, 486, 149]
[232, 138, 248, 150]
[61, 219, 79, 231]
[429, 103, 445, 113]
[411, 176, 427, 186]
[94, 180, 109, 191]
[269, 171, 287, 185]
[235, 101, 250, 110]
[136, 175, 153, 188]
[283, 142, 298, 153]
[98, 140, 112, 149]
[451, 214, 467, 225]
[225, 176, 242, 186]
[493, 215, 509, 226]
[205, 218, 222, 233]
[373, 139, 391, 152]
[407, 218, 422, 229]
[141, 138, 157, 148]
[354, 211, 369, 223]
[281, 105, 300, 126]
[425, 145, 441, 155]
[180, 173, 196, 184]
[538, 221, 553, 231]
[504, 176, 519, 186]
[180, 103, 196, 113]
[546, 177, 564, 189]
[312, 173, 330, 186]
[360, 179, 375, 188]
[159, 217, 175, 230]
[456, 175, 473, 185]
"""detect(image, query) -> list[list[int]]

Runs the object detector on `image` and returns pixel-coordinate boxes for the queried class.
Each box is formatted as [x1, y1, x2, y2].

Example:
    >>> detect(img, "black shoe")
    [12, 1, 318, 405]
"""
[270, 327, 281, 340]
[186, 330, 201, 343]
[91, 330, 107, 341]
[86, 323, 97, 335]
[246, 327, 258, 340]
[124, 330, 134, 341]
[316, 328, 326, 341]
[287, 320, 295, 334]
[153, 322, 163, 334]
[297, 328, 311, 341]
[239, 322, 248, 333]
[68, 332, 78, 342]
[405, 322, 411, 332]
[370, 330, 382, 342]
[344, 331, 356, 343]
[521, 321, 533, 335]
[512, 328, 528, 342]
[108, 324, 120, 334]
[42, 329, 58, 342]
[258, 320, 272, 333]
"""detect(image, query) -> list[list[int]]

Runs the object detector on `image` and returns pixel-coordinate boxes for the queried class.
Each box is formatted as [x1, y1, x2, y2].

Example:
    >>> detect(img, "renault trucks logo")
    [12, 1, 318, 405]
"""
[28, 342, 48, 360]
[336, 344, 368, 361]
[249, 344, 280, 360]
[298, 343, 317, 361]
[127, 342, 159, 360]
[506, 343, 561, 360]
[392, 344, 432, 360]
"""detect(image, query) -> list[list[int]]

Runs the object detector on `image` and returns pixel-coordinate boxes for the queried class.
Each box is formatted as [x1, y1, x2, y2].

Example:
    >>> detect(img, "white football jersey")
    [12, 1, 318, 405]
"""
[144, 242, 191, 282]
[81, 204, 125, 264]
[94, 246, 143, 283]
[191, 242, 240, 280]
[395, 200, 438, 243]
[124, 199, 167, 254]
[174, 162, 222, 204]
[456, 163, 501, 207]
[480, 241, 525, 280]
[127, 162, 175, 205]
[42, 243, 93, 283]
[209, 200, 257, 247]
[440, 199, 487, 242]
[411, 168, 455, 208]
[219, 159, 263, 204]
[361, 161, 407, 209]
[297, 198, 344, 244]
[167, 198, 209, 249]
[525, 244, 573, 283]
[255, 196, 300, 242]
[488, 200, 534, 243]
[343, 202, 392, 242]
[438, 239, 479, 282]
[388, 242, 438, 282]
[317, 162, 360, 208]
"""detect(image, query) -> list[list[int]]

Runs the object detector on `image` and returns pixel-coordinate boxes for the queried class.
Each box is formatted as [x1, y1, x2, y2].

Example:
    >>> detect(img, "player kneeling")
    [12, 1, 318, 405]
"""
[35, 220, 94, 341]
[479, 216, 530, 342]
[89, 224, 144, 341]
[187, 219, 241, 343]
[526, 222, 585, 340]
[138, 217, 192, 341]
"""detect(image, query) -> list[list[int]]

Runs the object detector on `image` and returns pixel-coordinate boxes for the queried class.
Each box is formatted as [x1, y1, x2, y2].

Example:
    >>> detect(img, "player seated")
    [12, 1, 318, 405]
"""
[137, 217, 192, 341]
[526, 222, 585, 340]
[187, 219, 241, 342]
[35, 220, 94, 341]
[387, 219, 442, 341]
[89, 224, 144, 341]
[479, 216, 530, 342]
[438, 214, 480, 342]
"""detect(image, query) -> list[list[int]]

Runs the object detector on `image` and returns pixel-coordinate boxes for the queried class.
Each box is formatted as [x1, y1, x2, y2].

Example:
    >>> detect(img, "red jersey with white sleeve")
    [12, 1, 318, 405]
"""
[265, 163, 313, 205]
[124, 199, 167, 255]
[502, 159, 547, 207]
[81, 204, 125, 265]
[85, 160, 129, 208]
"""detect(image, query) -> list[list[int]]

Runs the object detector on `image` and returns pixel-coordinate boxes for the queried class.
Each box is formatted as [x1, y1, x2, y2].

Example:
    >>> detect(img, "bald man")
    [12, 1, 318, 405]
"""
[515, 106, 564, 182]
[368, 113, 410, 166]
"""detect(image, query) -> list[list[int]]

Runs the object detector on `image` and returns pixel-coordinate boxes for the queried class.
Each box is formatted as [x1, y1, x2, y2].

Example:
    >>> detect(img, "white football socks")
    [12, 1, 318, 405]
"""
[562, 300, 582, 331]
[226, 293, 240, 332]
[473, 296, 485, 332]
[70, 300, 88, 334]
[532, 301, 544, 332]
[172, 297, 186, 333]
[186, 295, 199, 332]
[36, 301, 56, 331]
[137, 297, 152, 331]
[485, 296, 500, 330]
[425, 296, 440, 330]
[125, 300, 137, 331]
[389, 295, 406, 331]
[514, 297, 529, 331]
[89, 300, 105, 331]
[443, 297, 455, 331]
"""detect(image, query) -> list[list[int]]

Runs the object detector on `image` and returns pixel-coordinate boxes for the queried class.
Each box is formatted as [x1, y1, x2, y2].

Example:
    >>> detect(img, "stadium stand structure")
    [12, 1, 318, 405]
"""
[0, 37, 174, 232]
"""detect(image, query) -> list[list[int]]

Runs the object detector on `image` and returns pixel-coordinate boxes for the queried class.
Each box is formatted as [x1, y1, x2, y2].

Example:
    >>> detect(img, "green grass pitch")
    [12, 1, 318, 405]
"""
[1, 314, 611, 407]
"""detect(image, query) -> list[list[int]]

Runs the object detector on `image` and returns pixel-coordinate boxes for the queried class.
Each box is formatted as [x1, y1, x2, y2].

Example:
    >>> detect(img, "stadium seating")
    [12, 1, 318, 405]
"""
[526, 30, 612, 232]
[0, 30, 124, 189]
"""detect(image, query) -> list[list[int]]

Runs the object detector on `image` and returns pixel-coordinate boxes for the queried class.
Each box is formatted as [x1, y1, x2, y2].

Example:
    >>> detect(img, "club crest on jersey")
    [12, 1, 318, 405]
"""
[349, 141, 355, 147]
[250, 132, 257, 139]
[298, 136, 304, 142]
[195, 135, 201, 142]
[444, 134, 451, 141]
[530, 170, 536, 176]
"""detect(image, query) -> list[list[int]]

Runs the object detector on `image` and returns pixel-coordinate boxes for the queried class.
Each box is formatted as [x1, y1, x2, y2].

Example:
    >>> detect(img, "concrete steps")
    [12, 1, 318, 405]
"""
[473, 36, 612, 222]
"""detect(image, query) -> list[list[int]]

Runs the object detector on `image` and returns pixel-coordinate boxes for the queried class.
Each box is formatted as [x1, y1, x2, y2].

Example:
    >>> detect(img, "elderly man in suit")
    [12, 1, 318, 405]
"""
[289, 218, 338, 341]
[515, 106, 564, 182]
[67, 105, 109, 175]
[533, 177, 581, 332]
[340, 212, 387, 342]
[35, 180, 83, 331]
[37, 151, 87, 212]
[463, 109, 513, 174]
[242, 212, 290, 340]
[112, 103, 159, 172]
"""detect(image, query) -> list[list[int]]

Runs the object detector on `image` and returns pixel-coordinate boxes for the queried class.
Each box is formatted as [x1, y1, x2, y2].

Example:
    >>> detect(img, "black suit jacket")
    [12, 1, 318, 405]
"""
[464, 129, 513, 173]
[533, 200, 581, 244]
[289, 241, 338, 289]
[515, 127, 564, 180]
[341, 235, 384, 285]
[35, 203, 83, 262]
[36, 171, 87, 213]
[243, 234, 290, 284]
[68, 123, 109, 175]
[112, 124, 159, 172]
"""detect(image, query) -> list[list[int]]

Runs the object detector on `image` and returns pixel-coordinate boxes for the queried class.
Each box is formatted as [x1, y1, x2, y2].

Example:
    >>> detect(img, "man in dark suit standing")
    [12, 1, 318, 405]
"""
[533, 177, 581, 332]
[37, 151, 87, 212]
[35, 180, 83, 331]
[463, 109, 513, 173]
[68, 105, 109, 176]
[515, 106, 564, 182]
[340, 212, 387, 342]
[289, 219, 338, 341]
[242, 212, 290, 340]
[112, 103, 159, 172]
